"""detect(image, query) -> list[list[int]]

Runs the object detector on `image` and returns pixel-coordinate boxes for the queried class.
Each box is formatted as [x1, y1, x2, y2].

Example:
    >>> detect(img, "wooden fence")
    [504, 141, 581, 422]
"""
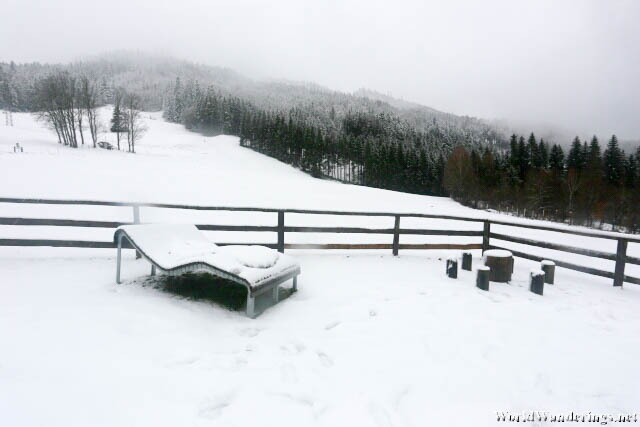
[1, 197, 639, 287]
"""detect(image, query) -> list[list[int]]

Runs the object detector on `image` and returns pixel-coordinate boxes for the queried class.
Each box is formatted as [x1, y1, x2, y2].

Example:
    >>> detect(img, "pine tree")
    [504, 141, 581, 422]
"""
[527, 133, 538, 167]
[567, 137, 583, 171]
[603, 135, 623, 186]
[518, 136, 529, 182]
[588, 136, 601, 164]
[509, 134, 519, 168]
[549, 144, 565, 171]
[538, 139, 549, 169]
[173, 77, 183, 122]
[110, 91, 125, 150]
[624, 154, 637, 188]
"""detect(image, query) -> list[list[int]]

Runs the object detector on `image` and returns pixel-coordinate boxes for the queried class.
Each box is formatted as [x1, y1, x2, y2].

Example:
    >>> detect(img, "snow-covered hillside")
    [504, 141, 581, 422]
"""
[1, 110, 639, 427]
[0, 108, 473, 210]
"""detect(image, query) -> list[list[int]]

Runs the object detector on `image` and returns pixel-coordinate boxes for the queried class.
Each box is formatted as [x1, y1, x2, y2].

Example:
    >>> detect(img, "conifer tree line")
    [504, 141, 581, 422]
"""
[162, 78, 484, 197]
[5, 58, 639, 231]
[444, 133, 640, 232]
[164, 78, 640, 232]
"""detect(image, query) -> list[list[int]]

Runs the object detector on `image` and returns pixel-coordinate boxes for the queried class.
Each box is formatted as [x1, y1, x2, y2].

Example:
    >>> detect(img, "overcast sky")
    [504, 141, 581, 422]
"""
[2, 0, 639, 140]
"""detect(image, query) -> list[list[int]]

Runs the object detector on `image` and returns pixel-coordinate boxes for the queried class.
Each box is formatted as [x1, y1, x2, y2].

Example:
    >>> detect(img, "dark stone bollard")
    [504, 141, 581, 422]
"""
[529, 269, 545, 295]
[462, 252, 472, 271]
[541, 260, 555, 284]
[446, 258, 458, 279]
[476, 266, 490, 291]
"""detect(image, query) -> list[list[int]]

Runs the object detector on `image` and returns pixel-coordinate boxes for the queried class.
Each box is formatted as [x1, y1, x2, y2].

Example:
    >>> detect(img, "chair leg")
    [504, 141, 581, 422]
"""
[151, 265, 156, 276]
[246, 294, 256, 318]
[272, 285, 279, 303]
[116, 234, 123, 284]
[292, 276, 297, 292]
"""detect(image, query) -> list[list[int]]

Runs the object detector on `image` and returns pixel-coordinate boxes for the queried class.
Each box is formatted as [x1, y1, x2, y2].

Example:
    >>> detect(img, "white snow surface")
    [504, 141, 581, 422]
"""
[483, 249, 513, 258]
[1, 109, 640, 426]
[117, 224, 294, 286]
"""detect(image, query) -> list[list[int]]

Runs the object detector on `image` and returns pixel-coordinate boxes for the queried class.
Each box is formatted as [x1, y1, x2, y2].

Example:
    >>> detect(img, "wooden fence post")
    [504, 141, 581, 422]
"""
[277, 211, 285, 253]
[482, 220, 490, 253]
[132, 205, 141, 259]
[392, 215, 400, 256]
[613, 238, 627, 287]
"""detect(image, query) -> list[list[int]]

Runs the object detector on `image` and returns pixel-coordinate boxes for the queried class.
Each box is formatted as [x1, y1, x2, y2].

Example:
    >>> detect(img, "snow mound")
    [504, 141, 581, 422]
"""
[483, 249, 513, 258]
[218, 245, 279, 269]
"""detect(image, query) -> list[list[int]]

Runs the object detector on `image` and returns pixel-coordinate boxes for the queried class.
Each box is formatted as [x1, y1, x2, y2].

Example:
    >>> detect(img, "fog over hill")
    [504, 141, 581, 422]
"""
[0, 52, 508, 146]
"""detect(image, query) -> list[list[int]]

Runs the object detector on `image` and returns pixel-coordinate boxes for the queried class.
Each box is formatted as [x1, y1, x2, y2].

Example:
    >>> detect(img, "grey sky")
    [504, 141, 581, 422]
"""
[2, 0, 639, 140]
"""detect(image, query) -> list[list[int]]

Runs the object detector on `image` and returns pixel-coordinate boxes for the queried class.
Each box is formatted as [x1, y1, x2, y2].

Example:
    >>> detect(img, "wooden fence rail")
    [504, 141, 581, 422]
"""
[0, 197, 638, 286]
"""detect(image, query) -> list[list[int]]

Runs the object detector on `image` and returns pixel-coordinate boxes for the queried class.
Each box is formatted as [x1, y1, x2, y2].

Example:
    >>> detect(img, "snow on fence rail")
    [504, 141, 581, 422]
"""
[0, 197, 639, 287]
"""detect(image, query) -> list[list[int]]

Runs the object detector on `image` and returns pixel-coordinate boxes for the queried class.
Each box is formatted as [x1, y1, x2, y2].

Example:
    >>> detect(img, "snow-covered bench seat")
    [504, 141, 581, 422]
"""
[114, 224, 300, 317]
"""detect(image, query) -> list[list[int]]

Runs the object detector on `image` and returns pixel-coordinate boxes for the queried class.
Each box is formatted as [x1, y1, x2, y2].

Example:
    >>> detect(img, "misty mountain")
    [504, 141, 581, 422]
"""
[0, 52, 507, 149]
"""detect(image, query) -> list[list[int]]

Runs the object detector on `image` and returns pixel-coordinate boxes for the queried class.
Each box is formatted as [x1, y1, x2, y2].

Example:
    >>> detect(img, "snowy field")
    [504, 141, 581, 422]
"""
[1, 110, 639, 426]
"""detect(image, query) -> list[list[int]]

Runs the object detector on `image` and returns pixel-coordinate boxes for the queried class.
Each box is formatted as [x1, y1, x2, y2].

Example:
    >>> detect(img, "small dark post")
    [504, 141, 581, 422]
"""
[446, 258, 458, 279]
[277, 211, 285, 253]
[392, 215, 400, 256]
[133, 205, 141, 259]
[541, 260, 555, 284]
[476, 266, 490, 291]
[462, 252, 472, 271]
[482, 220, 491, 253]
[613, 238, 627, 287]
[529, 270, 545, 295]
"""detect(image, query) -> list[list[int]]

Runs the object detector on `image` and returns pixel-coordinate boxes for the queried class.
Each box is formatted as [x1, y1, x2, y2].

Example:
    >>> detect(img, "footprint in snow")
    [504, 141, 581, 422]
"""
[270, 391, 326, 418]
[165, 356, 200, 367]
[238, 327, 260, 337]
[368, 402, 393, 427]
[393, 386, 410, 409]
[317, 351, 333, 367]
[280, 363, 298, 383]
[481, 293, 502, 303]
[198, 392, 234, 420]
[325, 321, 340, 330]
[232, 357, 248, 370]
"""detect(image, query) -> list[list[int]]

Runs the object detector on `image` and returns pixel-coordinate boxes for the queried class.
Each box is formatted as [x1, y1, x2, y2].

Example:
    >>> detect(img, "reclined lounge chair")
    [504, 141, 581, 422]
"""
[114, 224, 300, 317]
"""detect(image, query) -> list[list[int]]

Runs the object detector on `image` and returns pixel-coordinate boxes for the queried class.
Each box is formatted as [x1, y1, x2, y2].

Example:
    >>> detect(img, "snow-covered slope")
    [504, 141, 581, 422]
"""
[1, 110, 639, 427]
[0, 108, 470, 211]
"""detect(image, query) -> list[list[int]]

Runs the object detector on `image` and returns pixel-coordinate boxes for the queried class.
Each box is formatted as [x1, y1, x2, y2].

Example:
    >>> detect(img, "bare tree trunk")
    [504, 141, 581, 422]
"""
[77, 109, 85, 146]
[81, 76, 99, 147]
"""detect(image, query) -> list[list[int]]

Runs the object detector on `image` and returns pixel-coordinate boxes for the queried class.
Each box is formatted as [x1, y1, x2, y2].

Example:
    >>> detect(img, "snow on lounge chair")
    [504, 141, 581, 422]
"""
[114, 224, 300, 317]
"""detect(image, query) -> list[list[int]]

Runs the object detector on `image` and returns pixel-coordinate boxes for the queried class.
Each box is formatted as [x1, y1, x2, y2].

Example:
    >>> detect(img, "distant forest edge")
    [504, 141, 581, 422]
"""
[1, 53, 639, 232]
[164, 80, 640, 233]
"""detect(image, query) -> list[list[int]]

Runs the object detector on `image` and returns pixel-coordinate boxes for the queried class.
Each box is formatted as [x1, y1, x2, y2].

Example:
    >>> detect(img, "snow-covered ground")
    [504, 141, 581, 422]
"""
[1, 110, 639, 426]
